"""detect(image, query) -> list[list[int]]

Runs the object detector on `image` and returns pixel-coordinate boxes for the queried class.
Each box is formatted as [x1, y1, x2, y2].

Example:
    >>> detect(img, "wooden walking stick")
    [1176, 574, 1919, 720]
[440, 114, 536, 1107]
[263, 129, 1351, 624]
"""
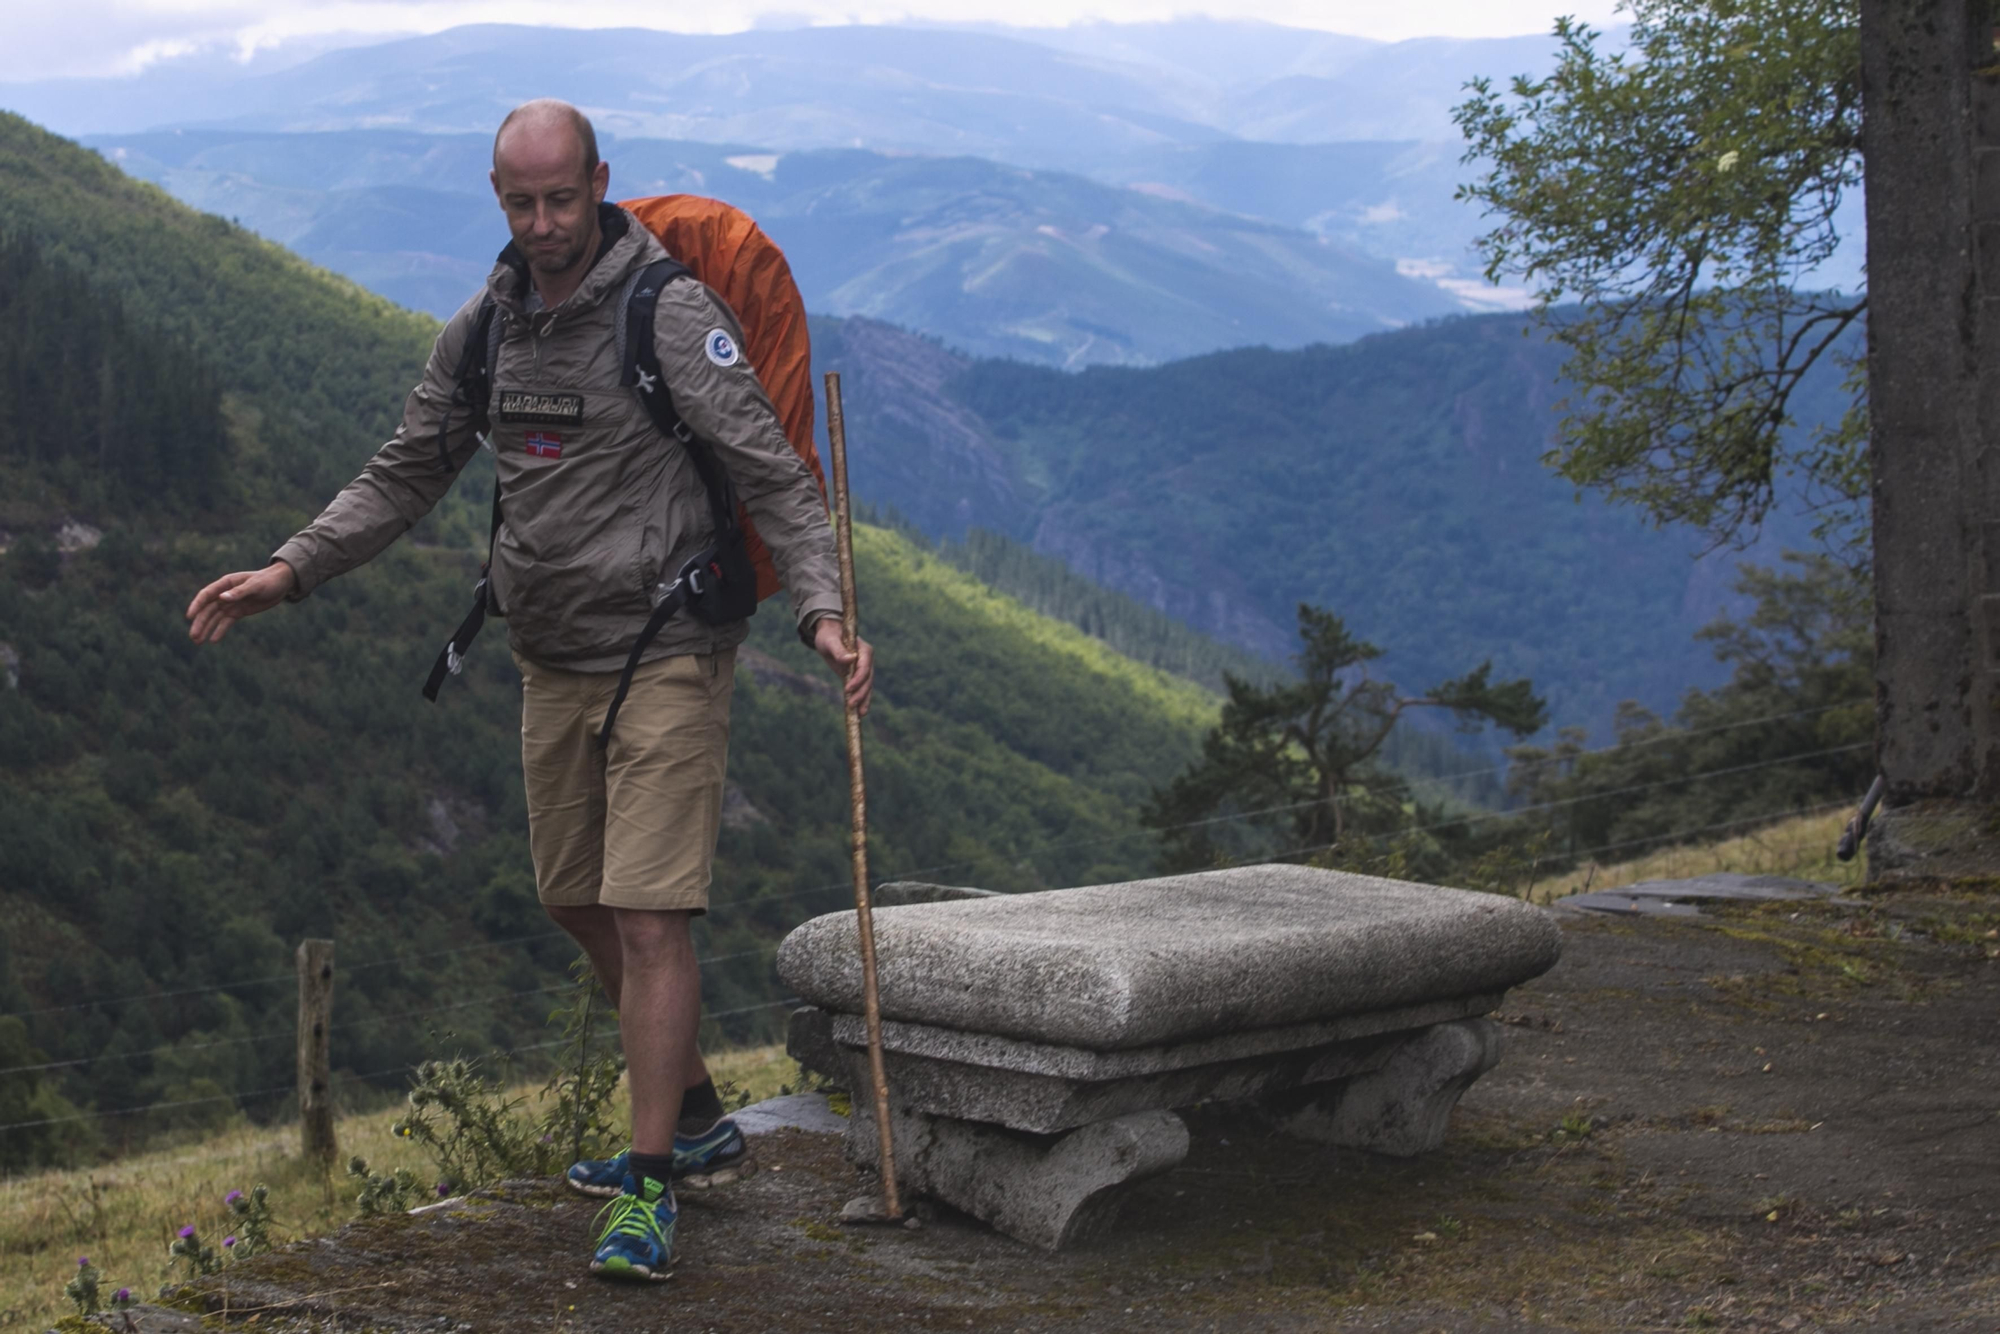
[824, 371, 903, 1221]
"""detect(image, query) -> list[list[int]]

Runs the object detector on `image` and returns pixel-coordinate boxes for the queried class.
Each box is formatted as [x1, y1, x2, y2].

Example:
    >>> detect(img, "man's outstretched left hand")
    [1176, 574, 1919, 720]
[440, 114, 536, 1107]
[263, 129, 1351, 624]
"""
[811, 616, 875, 717]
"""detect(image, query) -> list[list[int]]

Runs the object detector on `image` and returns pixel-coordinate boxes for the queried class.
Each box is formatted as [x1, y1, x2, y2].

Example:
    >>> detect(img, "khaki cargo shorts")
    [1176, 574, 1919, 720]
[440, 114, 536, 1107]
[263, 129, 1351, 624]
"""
[514, 649, 736, 913]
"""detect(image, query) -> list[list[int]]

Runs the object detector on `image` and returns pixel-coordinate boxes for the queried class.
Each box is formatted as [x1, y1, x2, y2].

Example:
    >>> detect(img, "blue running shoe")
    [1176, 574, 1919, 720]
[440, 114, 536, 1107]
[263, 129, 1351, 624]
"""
[589, 1173, 675, 1282]
[674, 1116, 757, 1191]
[566, 1148, 629, 1198]
[565, 1117, 757, 1198]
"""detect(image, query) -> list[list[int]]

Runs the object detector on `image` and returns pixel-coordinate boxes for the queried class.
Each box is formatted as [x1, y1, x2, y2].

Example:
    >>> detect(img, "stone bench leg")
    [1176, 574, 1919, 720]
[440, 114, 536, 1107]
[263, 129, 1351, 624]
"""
[1267, 1018, 1501, 1156]
[847, 1102, 1189, 1250]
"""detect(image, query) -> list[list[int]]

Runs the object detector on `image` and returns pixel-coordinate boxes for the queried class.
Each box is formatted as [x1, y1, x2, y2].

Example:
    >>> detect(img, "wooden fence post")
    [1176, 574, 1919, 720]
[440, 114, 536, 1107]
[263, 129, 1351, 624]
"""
[296, 939, 336, 1166]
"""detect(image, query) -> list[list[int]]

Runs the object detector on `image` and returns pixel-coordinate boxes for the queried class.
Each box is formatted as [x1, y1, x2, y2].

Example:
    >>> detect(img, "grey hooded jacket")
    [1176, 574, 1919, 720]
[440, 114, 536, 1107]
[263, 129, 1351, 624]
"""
[272, 205, 842, 672]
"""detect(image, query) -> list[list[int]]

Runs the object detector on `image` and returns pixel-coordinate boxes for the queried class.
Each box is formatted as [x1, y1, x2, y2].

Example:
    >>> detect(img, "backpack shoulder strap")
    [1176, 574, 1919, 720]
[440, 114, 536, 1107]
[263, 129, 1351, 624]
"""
[618, 258, 740, 537]
[421, 296, 504, 701]
[435, 294, 499, 474]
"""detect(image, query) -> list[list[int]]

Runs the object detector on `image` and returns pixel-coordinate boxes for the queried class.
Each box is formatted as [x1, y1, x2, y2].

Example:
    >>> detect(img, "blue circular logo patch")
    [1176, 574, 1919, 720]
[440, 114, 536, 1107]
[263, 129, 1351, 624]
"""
[704, 328, 740, 368]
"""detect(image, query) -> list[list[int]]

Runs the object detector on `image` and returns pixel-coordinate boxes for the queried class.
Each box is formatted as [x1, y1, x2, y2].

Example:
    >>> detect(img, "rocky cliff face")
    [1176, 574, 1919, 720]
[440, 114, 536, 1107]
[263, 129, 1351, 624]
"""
[812, 317, 1035, 541]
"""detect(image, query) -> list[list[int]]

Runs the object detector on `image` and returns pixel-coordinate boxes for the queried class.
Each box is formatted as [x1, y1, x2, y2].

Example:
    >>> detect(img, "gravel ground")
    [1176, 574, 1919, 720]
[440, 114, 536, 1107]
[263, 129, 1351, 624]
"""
[107, 877, 2000, 1333]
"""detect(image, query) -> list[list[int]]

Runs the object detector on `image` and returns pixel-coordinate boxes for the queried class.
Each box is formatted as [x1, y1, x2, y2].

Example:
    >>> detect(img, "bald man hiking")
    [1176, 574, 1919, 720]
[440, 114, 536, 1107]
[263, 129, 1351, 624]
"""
[187, 99, 872, 1282]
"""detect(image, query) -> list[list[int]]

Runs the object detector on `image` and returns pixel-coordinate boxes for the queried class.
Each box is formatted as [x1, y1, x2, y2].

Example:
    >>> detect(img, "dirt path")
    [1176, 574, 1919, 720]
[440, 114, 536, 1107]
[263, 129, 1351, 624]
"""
[137, 879, 2000, 1333]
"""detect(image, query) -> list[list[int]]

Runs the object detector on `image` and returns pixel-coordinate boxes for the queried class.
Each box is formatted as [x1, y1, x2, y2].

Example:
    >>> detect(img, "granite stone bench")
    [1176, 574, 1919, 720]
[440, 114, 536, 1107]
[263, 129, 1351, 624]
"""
[779, 864, 1562, 1249]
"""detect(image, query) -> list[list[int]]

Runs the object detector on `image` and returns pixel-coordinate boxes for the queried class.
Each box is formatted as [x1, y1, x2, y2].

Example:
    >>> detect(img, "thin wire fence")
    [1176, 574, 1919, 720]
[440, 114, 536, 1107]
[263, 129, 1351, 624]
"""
[0, 999, 798, 1135]
[2, 727, 1874, 1134]
[1246, 796, 1860, 892]
[7, 711, 1873, 1025]
[702, 739, 1871, 919]
[0, 778, 1867, 1138]
[0, 930, 578, 1023]
[0, 946, 784, 1080]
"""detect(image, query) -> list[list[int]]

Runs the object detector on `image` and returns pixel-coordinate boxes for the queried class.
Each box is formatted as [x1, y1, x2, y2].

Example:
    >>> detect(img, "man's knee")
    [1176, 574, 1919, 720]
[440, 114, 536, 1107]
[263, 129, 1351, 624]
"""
[612, 906, 694, 958]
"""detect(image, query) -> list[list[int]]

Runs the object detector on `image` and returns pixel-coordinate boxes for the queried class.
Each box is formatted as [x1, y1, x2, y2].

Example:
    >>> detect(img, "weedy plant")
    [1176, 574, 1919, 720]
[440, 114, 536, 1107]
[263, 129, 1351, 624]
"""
[539, 955, 625, 1170]
[62, 1257, 101, 1316]
[62, 1255, 138, 1319]
[375, 955, 625, 1207]
[1551, 1113, 1595, 1143]
[222, 1185, 277, 1258]
[347, 1158, 423, 1217]
[167, 1225, 223, 1281]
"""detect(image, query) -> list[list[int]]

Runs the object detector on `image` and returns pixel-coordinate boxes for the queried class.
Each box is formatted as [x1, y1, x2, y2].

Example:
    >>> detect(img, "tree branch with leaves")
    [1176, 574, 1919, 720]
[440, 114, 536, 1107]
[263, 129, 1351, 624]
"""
[1454, 0, 1867, 553]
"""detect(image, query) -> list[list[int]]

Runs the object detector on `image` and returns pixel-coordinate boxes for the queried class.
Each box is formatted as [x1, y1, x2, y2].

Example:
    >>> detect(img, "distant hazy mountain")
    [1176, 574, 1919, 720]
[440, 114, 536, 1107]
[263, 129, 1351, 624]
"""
[0, 21, 1578, 313]
[10, 25, 1244, 163]
[87, 128, 1464, 366]
[4, 21, 1562, 153]
[1088, 140, 1513, 309]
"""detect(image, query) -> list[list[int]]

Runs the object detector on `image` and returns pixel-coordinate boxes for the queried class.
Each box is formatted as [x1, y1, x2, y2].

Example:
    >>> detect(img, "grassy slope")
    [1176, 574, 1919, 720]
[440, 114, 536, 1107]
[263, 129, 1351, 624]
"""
[855, 525, 1217, 733]
[1528, 808, 1863, 904]
[0, 1045, 804, 1332]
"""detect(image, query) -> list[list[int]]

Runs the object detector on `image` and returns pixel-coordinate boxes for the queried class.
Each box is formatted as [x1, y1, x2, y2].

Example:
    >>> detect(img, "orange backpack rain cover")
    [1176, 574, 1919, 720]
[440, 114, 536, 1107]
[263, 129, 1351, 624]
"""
[620, 193, 829, 601]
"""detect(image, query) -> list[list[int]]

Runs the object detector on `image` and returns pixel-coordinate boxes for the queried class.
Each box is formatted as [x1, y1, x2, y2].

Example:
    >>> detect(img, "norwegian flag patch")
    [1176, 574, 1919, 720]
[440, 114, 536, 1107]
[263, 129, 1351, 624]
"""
[524, 431, 564, 459]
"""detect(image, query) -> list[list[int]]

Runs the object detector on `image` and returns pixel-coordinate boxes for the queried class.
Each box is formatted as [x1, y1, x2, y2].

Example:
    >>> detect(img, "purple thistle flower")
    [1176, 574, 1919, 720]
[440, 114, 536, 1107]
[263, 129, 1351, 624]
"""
[225, 1189, 243, 1205]
[436, 1182, 450, 1196]
[178, 1225, 195, 1239]
[77, 1256, 89, 1267]
[222, 1236, 236, 1249]
[113, 1288, 131, 1304]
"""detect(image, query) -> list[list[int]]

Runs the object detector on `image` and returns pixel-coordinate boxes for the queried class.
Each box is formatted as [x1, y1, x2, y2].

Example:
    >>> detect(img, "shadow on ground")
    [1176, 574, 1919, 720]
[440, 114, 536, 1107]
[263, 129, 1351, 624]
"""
[100, 878, 2000, 1333]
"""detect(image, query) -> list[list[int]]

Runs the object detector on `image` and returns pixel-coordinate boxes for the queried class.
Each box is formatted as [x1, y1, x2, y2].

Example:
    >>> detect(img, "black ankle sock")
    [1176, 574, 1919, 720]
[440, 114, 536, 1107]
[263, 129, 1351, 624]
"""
[627, 1152, 674, 1191]
[681, 1077, 724, 1125]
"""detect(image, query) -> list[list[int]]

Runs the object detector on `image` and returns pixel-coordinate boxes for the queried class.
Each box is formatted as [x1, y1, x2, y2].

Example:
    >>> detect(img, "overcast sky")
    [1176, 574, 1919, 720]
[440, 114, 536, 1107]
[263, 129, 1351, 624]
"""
[5, 1, 1623, 79]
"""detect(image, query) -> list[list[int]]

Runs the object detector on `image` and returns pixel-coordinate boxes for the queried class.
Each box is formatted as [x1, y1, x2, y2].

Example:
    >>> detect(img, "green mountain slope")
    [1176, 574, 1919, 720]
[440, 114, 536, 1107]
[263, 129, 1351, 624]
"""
[0, 117, 1211, 1165]
[0, 112, 435, 506]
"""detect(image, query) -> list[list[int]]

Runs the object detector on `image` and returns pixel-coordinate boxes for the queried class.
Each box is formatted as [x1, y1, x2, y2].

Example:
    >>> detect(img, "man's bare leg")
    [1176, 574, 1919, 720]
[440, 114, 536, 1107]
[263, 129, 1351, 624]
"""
[546, 903, 711, 1090]
[610, 907, 702, 1157]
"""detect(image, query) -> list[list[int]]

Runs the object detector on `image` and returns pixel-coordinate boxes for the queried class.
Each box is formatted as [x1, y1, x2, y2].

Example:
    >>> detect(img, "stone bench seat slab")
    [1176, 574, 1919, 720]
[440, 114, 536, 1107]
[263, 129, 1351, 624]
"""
[777, 865, 1561, 1051]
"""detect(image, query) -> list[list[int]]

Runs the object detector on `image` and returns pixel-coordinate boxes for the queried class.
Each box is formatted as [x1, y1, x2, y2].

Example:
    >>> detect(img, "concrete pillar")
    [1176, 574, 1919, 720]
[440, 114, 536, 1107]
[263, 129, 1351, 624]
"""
[1861, 0, 1982, 805]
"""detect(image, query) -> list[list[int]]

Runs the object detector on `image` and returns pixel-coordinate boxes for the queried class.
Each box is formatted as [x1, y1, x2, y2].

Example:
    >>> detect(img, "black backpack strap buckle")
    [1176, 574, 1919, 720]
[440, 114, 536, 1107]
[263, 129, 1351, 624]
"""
[597, 550, 710, 747]
[422, 569, 491, 702]
[421, 483, 505, 703]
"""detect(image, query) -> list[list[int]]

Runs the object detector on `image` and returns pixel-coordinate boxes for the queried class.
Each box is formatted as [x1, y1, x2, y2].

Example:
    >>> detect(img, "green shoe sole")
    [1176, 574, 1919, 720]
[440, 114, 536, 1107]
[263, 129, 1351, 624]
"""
[589, 1253, 673, 1283]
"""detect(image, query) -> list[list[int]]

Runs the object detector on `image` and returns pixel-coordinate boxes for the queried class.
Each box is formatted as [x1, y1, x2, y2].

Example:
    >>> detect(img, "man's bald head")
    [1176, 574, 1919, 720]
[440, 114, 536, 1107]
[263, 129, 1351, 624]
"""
[490, 99, 611, 299]
[493, 99, 599, 186]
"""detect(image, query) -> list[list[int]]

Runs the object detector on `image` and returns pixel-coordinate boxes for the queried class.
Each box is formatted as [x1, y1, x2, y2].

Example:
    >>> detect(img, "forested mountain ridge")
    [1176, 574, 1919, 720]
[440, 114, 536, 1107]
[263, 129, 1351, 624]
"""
[0, 112, 437, 517]
[813, 314, 1837, 729]
[0, 118, 1225, 1167]
[0, 234, 228, 515]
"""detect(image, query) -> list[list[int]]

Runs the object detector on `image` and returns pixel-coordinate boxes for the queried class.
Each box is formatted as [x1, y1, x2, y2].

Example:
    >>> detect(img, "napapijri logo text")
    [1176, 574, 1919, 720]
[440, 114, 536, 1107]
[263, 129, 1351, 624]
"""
[495, 391, 585, 424]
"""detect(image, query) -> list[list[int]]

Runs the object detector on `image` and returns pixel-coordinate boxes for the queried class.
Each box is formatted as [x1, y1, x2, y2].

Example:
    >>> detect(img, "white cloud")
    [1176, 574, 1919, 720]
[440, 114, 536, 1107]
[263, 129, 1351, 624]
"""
[4, 0, 1624, 80]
